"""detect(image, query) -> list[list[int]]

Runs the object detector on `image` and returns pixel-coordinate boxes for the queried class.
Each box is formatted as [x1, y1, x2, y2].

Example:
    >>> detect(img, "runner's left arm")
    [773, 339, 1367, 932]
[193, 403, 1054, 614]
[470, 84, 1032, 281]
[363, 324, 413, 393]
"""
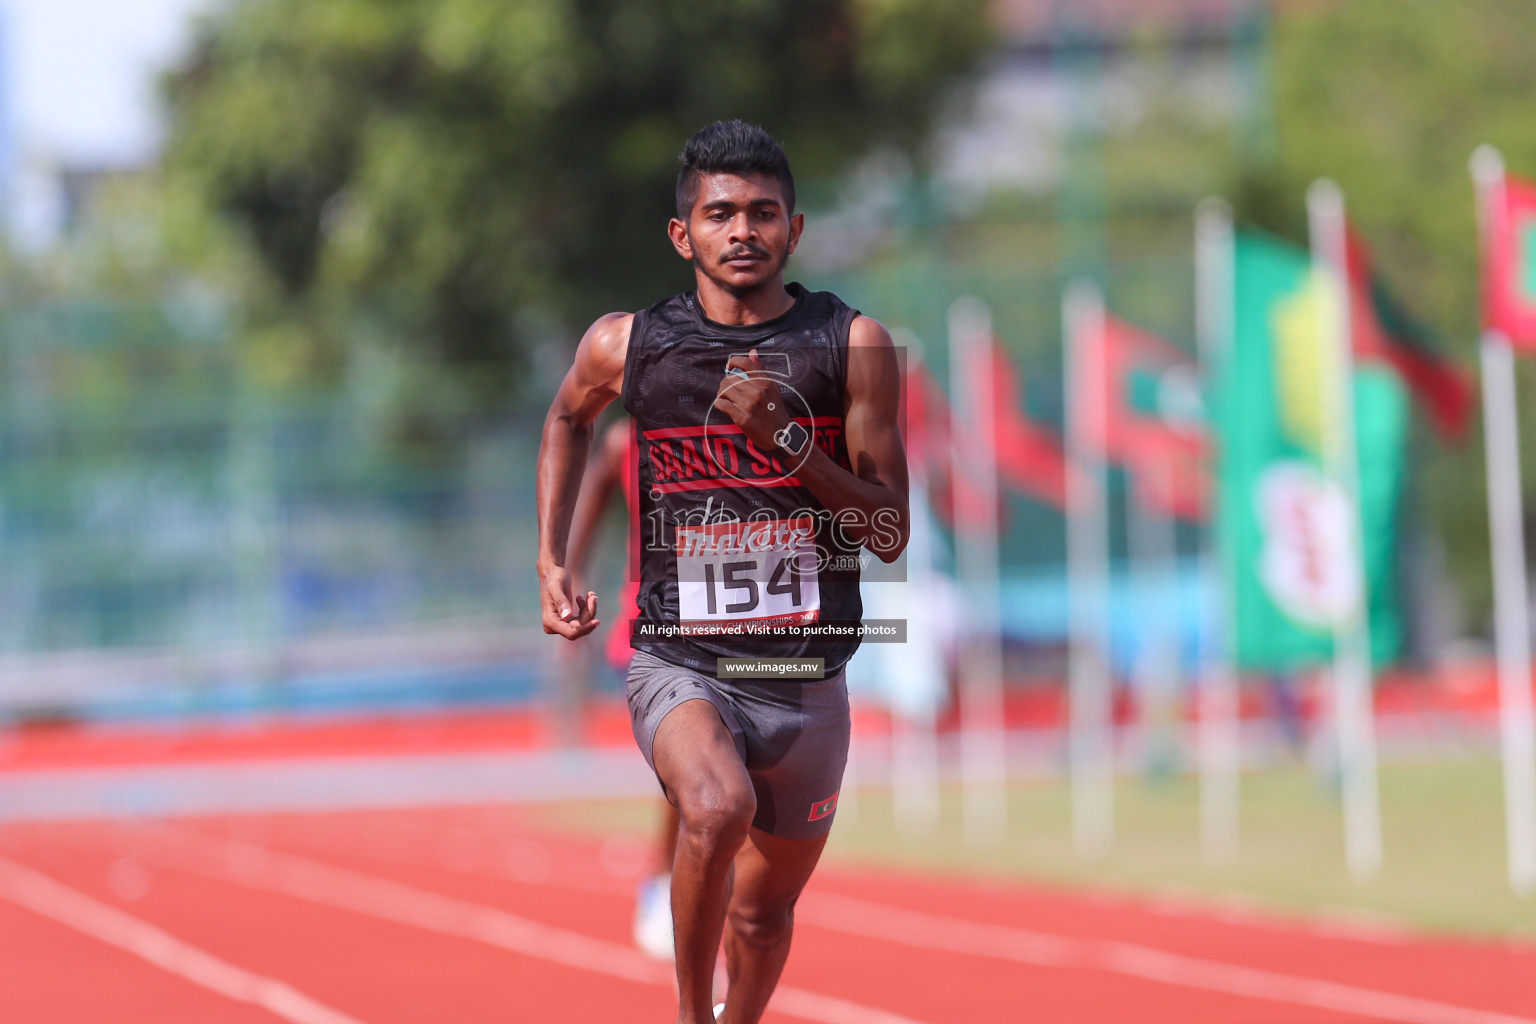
[712, 316, 909, 562]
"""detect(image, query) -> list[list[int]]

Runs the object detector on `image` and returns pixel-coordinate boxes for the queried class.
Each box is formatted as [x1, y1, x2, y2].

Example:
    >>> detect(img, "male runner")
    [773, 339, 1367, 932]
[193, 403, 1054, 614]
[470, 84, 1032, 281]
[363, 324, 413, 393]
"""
[537, 119, 908, 1024]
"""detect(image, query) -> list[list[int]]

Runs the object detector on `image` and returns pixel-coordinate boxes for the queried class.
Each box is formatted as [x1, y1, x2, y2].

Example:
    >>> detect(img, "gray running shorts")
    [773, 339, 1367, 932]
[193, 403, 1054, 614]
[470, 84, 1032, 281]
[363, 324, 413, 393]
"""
[625, 649, 851, 840]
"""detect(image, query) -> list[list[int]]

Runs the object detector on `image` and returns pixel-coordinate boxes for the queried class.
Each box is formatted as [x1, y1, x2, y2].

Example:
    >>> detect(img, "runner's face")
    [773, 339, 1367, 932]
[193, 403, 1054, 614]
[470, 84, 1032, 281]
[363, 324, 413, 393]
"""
[676, 172, 802, 295]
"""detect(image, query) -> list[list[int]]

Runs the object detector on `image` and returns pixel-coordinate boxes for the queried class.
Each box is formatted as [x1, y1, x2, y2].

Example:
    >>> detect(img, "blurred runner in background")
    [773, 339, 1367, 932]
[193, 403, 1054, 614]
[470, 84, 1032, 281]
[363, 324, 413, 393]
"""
[565, 415, 679, 961]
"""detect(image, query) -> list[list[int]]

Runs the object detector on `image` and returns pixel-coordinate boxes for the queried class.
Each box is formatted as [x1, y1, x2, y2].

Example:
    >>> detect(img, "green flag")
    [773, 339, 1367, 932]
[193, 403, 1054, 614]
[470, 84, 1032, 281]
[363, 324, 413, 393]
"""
[1216, 230, 1407, 671]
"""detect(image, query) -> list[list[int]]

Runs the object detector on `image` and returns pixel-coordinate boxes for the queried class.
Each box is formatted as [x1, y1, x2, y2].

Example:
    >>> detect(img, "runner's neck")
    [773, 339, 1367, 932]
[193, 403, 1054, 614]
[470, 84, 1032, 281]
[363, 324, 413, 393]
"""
[694, 276, 797, 326]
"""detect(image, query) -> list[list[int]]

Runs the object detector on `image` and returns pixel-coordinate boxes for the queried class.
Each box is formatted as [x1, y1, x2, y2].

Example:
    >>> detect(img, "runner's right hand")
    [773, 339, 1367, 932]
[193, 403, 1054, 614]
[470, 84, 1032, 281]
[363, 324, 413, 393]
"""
[541, 567, 600, 640]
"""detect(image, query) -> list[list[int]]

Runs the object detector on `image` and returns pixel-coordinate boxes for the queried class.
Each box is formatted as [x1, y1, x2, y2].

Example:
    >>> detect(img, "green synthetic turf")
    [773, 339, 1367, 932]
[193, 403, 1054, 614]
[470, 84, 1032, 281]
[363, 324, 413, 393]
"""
[534, 754, 1536, 940]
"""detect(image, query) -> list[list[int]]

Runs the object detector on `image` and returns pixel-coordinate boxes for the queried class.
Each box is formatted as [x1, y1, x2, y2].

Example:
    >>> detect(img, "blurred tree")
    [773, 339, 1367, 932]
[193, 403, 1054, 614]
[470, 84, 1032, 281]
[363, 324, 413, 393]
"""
[1247, 0, 1536, 632]
[161, 0, 990, 388]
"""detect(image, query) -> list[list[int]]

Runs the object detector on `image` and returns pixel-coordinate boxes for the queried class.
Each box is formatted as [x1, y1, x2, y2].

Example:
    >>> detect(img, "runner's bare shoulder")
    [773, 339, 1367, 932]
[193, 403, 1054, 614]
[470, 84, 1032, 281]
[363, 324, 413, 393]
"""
[847, 314, 894, 350]
[564, 312, 633, 407]
[844, 314, 900, 408]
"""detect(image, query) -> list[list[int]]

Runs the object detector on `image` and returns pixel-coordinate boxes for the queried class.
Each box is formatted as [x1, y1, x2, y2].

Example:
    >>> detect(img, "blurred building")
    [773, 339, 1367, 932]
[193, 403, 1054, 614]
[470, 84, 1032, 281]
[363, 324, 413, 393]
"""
[936, 0, 1270, 202]
[0, 0, 211, 249]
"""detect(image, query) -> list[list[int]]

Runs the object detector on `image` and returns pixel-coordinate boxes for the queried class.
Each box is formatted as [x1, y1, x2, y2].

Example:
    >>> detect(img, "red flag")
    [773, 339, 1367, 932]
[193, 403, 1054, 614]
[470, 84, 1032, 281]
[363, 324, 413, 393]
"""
[1346, 225, 1473, 438]
[918, 342, 1071, 529]
[1483, 169, 1536, 349]
[1081, 315, 1209, 522]
[906, 361, 977, 528]
[981, 341, 1071, 510]
[903, 360, 944, 472]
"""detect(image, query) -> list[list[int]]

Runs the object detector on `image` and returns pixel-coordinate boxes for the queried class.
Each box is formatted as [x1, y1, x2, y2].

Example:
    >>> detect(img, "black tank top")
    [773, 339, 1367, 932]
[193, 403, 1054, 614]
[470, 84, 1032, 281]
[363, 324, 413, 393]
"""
[620, 283, 865, 674]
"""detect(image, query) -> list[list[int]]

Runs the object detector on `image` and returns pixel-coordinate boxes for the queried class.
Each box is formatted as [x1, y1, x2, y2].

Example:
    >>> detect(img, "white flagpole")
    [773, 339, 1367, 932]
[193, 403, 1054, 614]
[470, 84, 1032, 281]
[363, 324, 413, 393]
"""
[949, 297, 1008, 841]
[1307, 178, 1383, 880]
[893, 469, 943, 835]
[892, 702, 942, 835]
[1195, 198, 1241, 862]
[1129, 466, 1181, 779]
[1471, 144, 1536, 896]
[1064, 279, 1115, 854]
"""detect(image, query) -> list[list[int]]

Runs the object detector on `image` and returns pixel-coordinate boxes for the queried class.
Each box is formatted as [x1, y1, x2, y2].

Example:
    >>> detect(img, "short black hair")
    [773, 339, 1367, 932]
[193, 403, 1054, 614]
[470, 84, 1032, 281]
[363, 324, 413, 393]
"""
[675, 119, 796, 221]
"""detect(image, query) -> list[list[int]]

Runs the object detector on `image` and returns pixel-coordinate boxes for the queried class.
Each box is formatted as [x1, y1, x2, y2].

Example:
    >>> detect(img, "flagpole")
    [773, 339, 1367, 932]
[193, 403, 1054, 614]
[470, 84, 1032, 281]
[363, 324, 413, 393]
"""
[949, 297, 1008, 841]
[1195, 198, 1241, 862]
[1471, 144, 1536, 896]
[885, 337, 946, 836]
[1129, 465, 1181, 780]
[893, 470, 944, 836]
[882, 334, 943, 836]
[1307, 178, 1384, 880]
[1064, 278, 1115, 854]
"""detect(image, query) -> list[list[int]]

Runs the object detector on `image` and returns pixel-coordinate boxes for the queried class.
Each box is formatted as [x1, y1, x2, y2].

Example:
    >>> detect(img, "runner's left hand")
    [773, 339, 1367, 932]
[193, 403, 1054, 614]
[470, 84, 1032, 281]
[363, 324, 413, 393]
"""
[714, 349, 790, 452]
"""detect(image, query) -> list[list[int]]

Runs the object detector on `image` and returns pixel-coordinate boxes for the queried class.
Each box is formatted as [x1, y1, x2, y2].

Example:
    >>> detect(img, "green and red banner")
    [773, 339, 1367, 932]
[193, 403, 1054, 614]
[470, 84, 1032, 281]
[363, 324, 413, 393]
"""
[1346, 226, 1472, 437]
[1484, 170, 1536, 348]
[1216, 229, 1408, 670]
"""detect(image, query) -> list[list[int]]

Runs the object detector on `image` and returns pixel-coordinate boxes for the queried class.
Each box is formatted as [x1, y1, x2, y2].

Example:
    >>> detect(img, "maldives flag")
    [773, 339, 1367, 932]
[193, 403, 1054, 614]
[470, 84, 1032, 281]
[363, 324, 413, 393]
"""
[1080, 314, 1209, 522]
[980, 341, 1071, 510]
[1346, 226, 1473, 438]
[907, 360, 977, 527]
[905, 361, 955, 519]
[903, 360, 947, 473]
[1484, 169, 1536, 349]
[921, 344, 1070, 527]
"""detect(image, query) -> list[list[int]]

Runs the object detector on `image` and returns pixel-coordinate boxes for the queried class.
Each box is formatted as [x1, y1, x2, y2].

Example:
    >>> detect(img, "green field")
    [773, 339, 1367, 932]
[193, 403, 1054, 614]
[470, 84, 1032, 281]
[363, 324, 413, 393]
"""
[536, 754, 1536, 940]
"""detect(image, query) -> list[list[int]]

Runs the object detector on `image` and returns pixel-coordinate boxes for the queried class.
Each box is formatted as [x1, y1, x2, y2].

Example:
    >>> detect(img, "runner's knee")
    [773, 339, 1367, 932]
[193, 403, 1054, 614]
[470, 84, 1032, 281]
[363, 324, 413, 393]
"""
[676, 775, 755, 850]
[728, 898, 795, 950]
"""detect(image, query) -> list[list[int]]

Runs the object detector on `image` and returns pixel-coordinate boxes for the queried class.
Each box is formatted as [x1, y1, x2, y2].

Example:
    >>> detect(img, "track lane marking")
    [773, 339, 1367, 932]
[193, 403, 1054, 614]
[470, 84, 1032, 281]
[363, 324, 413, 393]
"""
[798, 892, 1536, 1024]
[173, 824, 1536, 1024]
[1090, 885, 1416, 946]
[138, 830, 936, 1024]
[267, 817, 1530, 1020]
[0, 855, 368, 1024]
[64, 821, 1535, 1024]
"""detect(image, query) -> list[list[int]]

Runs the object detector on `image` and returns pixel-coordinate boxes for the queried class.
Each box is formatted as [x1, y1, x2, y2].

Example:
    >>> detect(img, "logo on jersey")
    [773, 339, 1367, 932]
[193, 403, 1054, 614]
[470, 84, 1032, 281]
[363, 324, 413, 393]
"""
[665, 363, 704, 392]
[808, 791, 839, 822]
[640, 418, 845, 494]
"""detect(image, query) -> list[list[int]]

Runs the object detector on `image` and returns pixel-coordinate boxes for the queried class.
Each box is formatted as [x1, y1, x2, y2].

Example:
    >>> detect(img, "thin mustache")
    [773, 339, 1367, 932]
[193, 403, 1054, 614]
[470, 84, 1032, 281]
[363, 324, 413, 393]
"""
[720, 245, 769, 263]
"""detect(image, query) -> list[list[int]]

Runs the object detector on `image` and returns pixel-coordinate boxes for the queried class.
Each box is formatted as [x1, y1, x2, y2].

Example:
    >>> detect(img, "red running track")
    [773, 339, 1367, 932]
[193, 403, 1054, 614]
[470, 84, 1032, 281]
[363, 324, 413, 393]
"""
[1, 805, 1533, 1024]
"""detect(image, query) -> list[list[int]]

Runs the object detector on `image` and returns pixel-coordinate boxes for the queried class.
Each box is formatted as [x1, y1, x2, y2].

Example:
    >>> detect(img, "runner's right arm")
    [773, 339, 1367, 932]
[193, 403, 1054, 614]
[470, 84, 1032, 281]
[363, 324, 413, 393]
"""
[536, 313, 631, 640]
[565, 419, 629, 586]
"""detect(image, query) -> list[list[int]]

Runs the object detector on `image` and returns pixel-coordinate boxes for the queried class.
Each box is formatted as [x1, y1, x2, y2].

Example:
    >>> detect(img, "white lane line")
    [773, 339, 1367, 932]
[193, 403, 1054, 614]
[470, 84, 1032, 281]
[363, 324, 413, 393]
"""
[1108, 885, 1417, 946]
[0, 855, 367, 1024]
[141, 830, 936, 1024]
[799, 892, 1536, 1024]
[771, 988, 936, 1024]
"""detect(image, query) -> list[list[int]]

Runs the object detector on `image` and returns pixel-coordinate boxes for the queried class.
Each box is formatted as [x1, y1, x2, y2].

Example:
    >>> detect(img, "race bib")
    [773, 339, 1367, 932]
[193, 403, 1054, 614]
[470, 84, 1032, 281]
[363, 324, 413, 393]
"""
[675, 517, 821, 629]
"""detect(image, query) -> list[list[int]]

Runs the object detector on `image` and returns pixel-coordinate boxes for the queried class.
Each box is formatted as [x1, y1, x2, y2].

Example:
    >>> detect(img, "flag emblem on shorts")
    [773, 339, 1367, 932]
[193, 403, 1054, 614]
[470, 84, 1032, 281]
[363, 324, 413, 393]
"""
[807, 791, 839, 822]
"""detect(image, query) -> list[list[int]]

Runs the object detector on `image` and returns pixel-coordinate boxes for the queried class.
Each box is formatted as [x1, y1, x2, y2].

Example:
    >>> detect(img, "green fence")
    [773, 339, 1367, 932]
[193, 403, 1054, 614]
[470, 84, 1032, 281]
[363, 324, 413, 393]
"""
[0, 299, 544, 675]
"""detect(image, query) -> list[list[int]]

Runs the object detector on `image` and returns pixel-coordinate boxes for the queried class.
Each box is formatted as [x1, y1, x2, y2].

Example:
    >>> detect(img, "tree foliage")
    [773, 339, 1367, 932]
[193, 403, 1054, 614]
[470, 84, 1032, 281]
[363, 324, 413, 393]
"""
[162, 0, 990, 374]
